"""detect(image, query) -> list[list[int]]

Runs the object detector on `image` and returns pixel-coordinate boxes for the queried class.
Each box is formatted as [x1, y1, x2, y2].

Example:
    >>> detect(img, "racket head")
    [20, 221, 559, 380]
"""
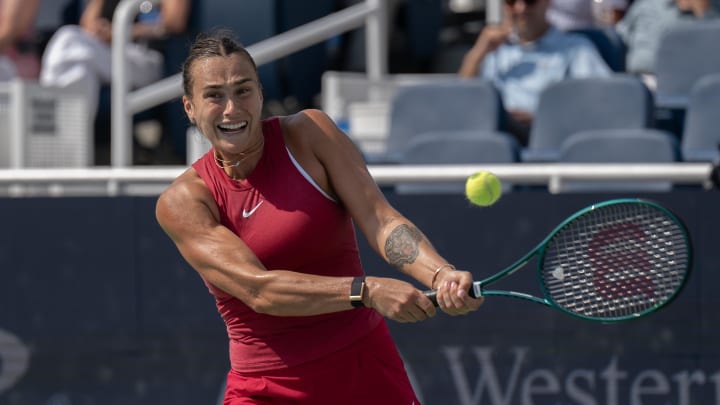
[536, 199, 692, 322]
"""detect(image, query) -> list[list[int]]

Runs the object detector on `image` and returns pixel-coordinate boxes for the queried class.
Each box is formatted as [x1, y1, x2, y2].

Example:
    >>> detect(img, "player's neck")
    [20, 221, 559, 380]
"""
[214, 136, 265, 181]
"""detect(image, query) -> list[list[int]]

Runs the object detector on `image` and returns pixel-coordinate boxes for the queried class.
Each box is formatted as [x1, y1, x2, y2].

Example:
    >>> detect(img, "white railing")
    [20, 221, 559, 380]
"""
[0, 163, 714, 197]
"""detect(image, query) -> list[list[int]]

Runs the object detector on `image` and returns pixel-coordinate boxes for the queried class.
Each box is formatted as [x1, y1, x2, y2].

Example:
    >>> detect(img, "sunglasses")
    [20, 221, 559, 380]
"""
[504, 0, 539, 5]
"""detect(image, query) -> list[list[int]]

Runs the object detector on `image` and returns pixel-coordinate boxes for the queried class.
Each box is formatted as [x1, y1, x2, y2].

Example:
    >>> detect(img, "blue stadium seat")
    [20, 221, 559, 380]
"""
[654, 21, 720, 109]
[681, 73, 720, 162]
[386, 79, 504, 163]
[555, 128, 679, 192]
[395, 130, 518, 194]
[569, 27, 627, 72]
[522, 75, 653, 162]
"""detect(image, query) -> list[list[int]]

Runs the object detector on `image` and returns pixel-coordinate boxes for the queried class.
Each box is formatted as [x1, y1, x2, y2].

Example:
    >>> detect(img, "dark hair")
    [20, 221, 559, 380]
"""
[182, 28, 259, 97]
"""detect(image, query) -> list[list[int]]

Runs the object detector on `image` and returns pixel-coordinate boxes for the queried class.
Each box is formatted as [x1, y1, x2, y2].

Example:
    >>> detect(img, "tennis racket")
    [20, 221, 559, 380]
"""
[424, 199, 693, 322]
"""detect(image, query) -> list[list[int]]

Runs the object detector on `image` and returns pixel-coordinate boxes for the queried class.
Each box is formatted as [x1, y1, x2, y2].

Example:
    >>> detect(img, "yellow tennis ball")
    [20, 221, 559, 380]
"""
[465, 171, 502, 207]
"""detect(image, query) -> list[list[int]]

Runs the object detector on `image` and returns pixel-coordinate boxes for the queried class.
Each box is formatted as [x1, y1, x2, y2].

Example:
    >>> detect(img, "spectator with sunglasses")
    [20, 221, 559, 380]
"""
[458, 0, 611, 145]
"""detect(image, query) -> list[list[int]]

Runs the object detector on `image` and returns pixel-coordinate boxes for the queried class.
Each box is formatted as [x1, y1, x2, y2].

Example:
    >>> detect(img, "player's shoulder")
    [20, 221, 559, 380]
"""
[158, 167, 210, 208]
[280, 108, 335, 131]
[279, 109, 343, 143]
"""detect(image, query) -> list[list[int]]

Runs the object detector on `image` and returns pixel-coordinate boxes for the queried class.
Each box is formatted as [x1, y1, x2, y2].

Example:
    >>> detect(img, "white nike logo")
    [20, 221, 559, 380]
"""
[242, 200, 264, 218]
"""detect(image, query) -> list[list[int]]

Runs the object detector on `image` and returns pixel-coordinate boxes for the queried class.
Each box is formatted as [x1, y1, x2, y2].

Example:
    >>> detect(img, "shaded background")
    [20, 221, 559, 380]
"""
[0, 189, 717, 404]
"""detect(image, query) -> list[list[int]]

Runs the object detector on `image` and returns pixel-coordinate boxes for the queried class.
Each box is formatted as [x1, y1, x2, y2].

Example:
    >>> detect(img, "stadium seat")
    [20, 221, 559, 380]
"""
[385, 79, 504, 163]
[395, 130, 518, 194]
[522, 75, 653, 162]
[554, 128, 679, 192]
[681, 73, 720, 162]
[569, 27, 627, 72]
[654, 21, 720, 109]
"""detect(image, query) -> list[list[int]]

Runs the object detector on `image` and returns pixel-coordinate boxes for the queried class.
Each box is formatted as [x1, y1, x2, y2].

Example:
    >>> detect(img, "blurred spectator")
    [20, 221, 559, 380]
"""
[458, 0, 611, 145]
[681, 0, 719, 17]
[592, 0, 630, 26]
[615, 0, 718, 88]
[547, 0, 628, 31]
[0, 0, 41, 81]
[547, 0, 596, 29]
[39, 0, 191, 119]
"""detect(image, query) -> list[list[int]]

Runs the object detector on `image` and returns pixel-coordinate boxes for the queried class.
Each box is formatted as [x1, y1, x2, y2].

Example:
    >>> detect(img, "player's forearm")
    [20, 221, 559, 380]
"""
[380, 220, 450, 288]
[180, 242, 354, 316]
[211, 269, 356, 316]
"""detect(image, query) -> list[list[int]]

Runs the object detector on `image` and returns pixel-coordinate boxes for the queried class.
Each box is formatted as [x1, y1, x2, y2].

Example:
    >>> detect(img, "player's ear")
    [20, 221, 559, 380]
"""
[182, 95, 196, 124]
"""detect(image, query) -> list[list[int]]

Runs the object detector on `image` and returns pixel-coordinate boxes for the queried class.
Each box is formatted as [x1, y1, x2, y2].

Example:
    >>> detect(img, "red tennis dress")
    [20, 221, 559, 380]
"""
[192, 117, 420, 405]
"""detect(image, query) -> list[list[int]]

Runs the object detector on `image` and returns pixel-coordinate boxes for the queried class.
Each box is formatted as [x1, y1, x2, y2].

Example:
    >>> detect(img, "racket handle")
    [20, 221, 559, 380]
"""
[423, 284, 481, 307]
[423, 290, 441, 306]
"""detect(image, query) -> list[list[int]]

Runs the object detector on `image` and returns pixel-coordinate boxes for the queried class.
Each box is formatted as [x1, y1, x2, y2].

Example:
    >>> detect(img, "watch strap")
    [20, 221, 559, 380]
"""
[350, 276, 366, 307]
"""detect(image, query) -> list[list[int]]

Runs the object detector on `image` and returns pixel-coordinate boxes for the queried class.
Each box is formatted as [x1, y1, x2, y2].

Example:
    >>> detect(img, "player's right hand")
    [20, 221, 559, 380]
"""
[364, 277, 437, 323]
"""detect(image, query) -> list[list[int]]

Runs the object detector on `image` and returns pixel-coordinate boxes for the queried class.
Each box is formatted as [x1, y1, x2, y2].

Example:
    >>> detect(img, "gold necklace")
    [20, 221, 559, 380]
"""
[214, 150, 242, 168]
[213, 136, 265, 179]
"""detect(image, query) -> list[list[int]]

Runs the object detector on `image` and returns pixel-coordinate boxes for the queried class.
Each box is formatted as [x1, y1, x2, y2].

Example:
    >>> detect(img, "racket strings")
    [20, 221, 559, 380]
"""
[541, 203, 689, 320]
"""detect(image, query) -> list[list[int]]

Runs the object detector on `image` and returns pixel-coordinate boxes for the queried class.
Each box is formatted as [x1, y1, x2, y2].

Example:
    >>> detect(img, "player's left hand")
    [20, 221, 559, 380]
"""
[435, 269, 484, 315]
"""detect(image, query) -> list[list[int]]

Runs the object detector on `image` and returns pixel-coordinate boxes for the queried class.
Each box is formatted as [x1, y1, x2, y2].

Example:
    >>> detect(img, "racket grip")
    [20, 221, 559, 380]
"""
[423, 290, 440, 306]
[423, 285, 480, 307]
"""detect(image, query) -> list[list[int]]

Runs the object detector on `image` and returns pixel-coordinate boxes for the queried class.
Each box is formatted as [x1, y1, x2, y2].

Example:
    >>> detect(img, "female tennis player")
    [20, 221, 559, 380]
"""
[155, 29, 484, 404]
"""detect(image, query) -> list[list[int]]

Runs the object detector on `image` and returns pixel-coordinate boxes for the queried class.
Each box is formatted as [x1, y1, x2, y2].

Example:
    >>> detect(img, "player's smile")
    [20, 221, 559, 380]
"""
[217, 120, 249, 135]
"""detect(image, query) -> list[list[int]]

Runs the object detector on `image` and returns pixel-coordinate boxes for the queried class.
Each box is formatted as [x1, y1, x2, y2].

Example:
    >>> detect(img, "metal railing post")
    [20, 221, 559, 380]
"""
[9, 80, 25, 168]
[111, 0, 155, 168]
[365, 0, 388, 100]
[486, 0, 503, 24]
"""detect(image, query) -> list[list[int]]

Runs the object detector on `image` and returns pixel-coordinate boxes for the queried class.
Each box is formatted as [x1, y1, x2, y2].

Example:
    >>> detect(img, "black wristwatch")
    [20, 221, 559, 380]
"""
[350, 276, 366, 307]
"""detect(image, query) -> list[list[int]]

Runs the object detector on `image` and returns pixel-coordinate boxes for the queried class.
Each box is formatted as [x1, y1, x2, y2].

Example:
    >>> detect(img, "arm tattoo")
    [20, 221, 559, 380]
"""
[385, 224, 423, 268]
